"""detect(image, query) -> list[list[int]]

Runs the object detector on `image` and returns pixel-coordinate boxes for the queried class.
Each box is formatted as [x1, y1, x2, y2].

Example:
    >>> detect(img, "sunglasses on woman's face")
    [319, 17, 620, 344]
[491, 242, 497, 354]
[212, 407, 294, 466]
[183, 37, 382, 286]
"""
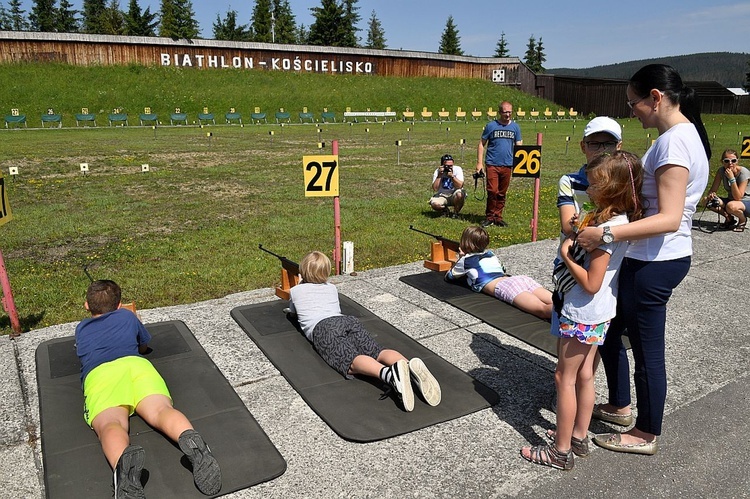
[722, 158, 738, 164]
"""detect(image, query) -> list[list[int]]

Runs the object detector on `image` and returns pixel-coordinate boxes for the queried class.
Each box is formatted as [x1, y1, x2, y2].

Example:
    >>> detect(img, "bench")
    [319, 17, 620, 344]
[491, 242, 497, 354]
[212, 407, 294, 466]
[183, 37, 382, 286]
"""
[75, 113, 97, 126]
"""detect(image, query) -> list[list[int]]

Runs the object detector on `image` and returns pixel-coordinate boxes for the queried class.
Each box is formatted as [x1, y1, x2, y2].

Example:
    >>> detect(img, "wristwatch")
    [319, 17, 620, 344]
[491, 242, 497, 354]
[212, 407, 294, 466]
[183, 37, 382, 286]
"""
[601, 226, 614, 244]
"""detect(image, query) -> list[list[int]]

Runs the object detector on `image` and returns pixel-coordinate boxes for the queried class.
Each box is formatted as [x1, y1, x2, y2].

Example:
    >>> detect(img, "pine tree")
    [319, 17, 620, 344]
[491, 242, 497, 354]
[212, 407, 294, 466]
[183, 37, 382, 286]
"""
[494, 32, 509, 57]
[524, 35, 538, 71]
[534, 37, 546, 73]
[438, 15, 463, 56]
[55, 0, 78, 32]
[295, 23, 308, 44]
[159, 0, 199, 39]
[340, 0, 360, 47]
[248, 0, 272, 43]
[81, 0, 105, 33]
[99, 0, 123, 34]
[0, 4, 11, 30]
[308, 0, 347, 47]
[7, 0, 30, 31]
[364, 10, 385, 49]
[272, 0, 297, 44]
[123, 0, 158, 36]
[29, 0, 57, 31]
[212, 9, 249, 41]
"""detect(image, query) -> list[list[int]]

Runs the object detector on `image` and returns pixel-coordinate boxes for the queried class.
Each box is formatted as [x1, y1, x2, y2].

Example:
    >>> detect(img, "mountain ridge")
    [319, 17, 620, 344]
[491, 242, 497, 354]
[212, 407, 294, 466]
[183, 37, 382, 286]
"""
[548, 52, 749, 88]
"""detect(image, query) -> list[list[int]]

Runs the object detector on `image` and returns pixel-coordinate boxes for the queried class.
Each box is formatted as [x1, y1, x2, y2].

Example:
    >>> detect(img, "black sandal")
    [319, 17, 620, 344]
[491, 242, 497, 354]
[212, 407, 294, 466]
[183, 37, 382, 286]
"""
[733, 221, 746, 233]
[521, 443, 574, 470]
[722, 216, 737, 229]
[545, 429, 591, 457]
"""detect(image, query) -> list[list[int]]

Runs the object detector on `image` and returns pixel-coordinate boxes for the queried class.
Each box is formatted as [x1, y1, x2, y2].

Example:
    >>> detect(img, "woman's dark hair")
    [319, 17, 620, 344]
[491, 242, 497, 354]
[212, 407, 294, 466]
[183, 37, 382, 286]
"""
[629, 64, 711, 160]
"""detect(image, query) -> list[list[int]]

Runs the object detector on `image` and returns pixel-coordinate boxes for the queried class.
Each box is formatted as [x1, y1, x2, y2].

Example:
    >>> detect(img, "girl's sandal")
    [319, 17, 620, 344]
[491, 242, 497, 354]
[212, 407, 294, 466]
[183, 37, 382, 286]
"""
[733, 222, 746, 233]
[520, 443, 574, 470]
[545, 429, 591, 457]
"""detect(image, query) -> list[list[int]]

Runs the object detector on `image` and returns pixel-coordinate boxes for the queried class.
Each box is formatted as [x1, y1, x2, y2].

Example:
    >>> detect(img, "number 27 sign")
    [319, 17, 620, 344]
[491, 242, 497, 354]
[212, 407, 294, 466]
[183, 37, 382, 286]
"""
[303, 155, 339, 197]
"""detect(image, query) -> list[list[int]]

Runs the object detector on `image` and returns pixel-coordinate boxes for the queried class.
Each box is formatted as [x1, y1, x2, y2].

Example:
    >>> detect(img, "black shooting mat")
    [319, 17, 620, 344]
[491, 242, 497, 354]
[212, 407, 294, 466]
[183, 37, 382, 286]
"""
[400, 271, 631, 357]
[36, 320, 286, 498]
[231, 295, 499, 442]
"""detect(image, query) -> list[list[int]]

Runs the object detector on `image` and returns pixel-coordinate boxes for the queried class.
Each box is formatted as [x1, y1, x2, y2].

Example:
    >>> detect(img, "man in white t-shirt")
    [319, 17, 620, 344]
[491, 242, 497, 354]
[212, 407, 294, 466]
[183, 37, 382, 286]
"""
[429, 154, 465, 218]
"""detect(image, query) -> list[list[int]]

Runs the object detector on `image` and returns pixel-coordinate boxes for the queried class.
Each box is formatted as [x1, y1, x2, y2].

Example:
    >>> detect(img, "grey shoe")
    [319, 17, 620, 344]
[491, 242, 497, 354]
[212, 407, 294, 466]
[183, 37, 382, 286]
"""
[545, 429, 591, 457]
[388, 360, 414, 412]
[114, 445, 145, 499]
[409, 358, 441, 406]
[592, 404, 633, 426]
[178, 429, 222, 495]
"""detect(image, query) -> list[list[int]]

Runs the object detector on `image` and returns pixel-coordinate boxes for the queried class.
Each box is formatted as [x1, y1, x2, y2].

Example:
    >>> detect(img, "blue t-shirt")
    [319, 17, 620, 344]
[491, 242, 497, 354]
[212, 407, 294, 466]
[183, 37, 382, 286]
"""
[481, 120, 522, 167]
[75, 308, 152, 382]
[446, 250, 506, 292]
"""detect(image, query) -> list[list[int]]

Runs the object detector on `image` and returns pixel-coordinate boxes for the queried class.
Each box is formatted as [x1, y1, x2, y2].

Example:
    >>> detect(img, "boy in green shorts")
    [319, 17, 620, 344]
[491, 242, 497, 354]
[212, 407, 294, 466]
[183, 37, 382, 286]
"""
[76, 280, 221, 498]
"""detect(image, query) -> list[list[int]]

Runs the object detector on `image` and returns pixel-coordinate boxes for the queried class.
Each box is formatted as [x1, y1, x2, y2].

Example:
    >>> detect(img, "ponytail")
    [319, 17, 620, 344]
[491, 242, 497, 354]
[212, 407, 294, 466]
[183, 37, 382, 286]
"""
[630, 64, 711, 160]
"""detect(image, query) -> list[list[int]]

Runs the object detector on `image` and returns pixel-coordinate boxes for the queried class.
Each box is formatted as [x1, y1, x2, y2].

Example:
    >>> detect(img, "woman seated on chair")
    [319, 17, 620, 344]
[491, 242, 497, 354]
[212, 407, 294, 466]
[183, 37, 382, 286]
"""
[704, 148, 750, 232]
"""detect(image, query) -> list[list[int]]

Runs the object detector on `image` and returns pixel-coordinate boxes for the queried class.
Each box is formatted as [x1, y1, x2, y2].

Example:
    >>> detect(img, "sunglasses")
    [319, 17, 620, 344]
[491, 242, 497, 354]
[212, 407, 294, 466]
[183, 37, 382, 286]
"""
[722, 158, 738, 164]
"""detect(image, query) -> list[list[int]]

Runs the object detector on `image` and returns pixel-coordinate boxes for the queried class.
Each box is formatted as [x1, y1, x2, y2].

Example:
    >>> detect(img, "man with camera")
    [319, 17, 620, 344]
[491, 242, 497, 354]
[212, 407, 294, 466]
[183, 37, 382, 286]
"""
[429, 154, 465, 218]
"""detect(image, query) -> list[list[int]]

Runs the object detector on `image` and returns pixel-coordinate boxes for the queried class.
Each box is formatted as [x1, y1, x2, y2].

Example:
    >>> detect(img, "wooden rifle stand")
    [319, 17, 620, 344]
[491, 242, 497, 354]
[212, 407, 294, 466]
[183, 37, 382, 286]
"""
[275, 267, 300, 300]
[423, 241, 458, 271]
[121, 302, 137, 313]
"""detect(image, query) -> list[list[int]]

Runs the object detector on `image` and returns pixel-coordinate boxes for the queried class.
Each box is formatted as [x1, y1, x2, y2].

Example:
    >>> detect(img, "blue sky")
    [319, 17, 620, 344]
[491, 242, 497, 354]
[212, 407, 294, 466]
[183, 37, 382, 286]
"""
[12, 0, 750, 68]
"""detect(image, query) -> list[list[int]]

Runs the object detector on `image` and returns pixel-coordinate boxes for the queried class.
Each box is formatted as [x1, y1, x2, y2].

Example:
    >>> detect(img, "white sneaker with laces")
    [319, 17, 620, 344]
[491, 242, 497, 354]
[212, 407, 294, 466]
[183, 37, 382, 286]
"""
[389, 359, 414, 412]
[409, 358, 441, 406]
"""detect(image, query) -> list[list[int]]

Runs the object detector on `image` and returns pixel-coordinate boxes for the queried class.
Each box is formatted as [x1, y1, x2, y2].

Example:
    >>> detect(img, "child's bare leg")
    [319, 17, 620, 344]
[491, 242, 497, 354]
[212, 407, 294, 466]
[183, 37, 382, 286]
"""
[135, 394, 192, 442]
[512, 291, 552, 319]
[554, 338, 589, 453]
[573, 343, 599, 440]
[91, 406, 131, 469]
[349, 350, 406, 378]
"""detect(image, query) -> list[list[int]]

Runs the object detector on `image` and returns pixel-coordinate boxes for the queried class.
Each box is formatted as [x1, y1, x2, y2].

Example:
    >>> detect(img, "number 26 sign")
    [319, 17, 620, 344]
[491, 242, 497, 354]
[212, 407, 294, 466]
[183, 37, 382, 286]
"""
[512, 145, 542, 178]
[303, 155, 339, 197]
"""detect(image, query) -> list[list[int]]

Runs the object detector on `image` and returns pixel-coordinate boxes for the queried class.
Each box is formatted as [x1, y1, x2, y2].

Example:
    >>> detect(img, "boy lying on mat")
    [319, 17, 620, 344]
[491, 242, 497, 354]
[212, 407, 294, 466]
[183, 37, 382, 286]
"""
[446, 226, 553, 320]
[286, 251, 441, 412]
[76, 280, 221, 498]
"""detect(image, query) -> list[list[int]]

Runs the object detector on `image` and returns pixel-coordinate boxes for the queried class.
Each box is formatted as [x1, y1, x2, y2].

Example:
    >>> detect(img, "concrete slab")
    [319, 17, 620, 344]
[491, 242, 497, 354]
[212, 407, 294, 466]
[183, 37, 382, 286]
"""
[3, 224, 748, 498]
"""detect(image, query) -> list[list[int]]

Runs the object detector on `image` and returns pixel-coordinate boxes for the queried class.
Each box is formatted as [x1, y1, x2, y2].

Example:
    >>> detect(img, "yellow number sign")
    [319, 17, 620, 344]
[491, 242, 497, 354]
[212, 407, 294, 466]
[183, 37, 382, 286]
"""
[0, 171, 12, 227]
[741, 136, 750, 159]
[512, 145, 542, 178]
[303, 155, 339, 197]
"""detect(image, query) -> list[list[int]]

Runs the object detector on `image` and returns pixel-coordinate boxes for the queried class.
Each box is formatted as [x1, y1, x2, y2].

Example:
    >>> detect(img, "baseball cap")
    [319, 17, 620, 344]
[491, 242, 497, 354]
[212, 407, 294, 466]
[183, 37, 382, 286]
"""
[583, 117, 622, 142]
[441, 154, 454, 164]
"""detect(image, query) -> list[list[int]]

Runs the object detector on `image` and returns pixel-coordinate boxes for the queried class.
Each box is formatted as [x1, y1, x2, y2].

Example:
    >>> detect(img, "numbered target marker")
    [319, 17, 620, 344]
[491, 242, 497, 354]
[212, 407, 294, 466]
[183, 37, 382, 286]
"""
[303, 155, 339, 197]
[512, 145, 542, 178]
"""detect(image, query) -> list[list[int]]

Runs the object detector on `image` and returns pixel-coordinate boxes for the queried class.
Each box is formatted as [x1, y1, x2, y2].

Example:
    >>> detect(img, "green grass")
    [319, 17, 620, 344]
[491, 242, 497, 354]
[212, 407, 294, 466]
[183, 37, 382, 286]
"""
[1, 62, 749, 335]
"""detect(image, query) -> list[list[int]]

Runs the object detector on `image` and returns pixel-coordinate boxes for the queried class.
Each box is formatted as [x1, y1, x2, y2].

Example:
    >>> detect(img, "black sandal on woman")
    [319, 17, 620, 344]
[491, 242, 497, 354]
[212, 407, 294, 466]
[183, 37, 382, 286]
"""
[733, 221, 746, 232]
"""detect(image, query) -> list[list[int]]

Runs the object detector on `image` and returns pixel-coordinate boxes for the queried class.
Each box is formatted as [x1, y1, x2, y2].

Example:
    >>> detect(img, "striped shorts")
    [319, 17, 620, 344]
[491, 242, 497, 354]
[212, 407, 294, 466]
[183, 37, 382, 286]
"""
[494, 275, 542, 304]
[311, 315, 384, 379]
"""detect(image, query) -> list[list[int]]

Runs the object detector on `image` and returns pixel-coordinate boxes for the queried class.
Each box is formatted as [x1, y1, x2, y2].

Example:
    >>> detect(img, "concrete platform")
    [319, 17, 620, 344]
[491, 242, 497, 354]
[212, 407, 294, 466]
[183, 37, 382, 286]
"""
[2, 223, 748, 498]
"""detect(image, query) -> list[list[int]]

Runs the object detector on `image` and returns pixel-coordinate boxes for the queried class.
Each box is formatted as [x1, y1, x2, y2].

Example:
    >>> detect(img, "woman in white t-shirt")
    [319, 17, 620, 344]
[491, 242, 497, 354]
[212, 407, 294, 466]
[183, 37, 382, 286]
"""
[576, 64, 711, 455]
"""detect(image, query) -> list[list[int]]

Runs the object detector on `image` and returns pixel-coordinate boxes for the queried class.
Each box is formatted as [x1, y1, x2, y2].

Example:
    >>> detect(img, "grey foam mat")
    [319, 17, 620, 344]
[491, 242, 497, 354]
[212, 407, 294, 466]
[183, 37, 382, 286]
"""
[231, 296, 499, 442]
[36, 320, 286, 498]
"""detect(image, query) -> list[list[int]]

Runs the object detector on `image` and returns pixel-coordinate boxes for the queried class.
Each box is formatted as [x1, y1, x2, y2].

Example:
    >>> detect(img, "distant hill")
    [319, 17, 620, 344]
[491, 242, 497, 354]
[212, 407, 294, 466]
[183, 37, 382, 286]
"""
[548, 52, 749, 88]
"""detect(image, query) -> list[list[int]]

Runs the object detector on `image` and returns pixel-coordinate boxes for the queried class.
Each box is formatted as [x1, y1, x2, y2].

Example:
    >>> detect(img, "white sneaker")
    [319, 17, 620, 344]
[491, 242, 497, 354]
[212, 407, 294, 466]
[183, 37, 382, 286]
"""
[388, 359, 414, 412]
[409, 358, 441, 406]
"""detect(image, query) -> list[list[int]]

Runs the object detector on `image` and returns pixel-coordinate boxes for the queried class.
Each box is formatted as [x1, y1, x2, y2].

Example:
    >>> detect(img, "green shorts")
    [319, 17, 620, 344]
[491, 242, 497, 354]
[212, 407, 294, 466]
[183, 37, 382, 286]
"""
[82, 355, 171, 427]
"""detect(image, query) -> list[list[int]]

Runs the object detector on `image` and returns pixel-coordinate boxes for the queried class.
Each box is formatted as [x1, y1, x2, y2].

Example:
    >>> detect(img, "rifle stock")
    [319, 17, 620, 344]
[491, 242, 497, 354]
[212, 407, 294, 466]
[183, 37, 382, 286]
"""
[258, 244, 300, 299]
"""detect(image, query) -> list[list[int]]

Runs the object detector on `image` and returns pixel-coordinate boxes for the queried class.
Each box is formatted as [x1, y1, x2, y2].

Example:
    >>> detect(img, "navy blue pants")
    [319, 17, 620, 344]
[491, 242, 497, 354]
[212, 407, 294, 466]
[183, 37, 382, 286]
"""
[598, 256, 690, 436]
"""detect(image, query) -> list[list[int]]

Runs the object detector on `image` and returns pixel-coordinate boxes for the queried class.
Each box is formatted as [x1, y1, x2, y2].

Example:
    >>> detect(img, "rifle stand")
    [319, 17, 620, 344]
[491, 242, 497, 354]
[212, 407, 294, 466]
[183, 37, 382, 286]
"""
[121, 302, 137, 314]
[275, 268, 300, 300]
[423, 241, 458, 271]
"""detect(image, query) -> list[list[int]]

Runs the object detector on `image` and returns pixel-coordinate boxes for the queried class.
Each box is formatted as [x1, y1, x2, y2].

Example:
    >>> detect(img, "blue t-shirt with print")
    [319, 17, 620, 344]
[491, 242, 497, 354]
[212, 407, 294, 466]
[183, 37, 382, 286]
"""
[481, 120, 522, 167]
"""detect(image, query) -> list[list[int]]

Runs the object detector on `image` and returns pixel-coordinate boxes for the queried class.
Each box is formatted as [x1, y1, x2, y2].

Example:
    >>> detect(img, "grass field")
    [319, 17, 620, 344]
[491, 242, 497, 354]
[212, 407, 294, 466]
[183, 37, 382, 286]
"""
[1, 64, 748, 335]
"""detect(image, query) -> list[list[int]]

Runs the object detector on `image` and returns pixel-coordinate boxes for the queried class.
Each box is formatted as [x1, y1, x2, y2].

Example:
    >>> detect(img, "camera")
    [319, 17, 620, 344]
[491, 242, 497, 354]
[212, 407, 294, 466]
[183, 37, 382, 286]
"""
[706, 197, 721, 209]
[442, 165, 453, 175]
[472, 170, 485, 180]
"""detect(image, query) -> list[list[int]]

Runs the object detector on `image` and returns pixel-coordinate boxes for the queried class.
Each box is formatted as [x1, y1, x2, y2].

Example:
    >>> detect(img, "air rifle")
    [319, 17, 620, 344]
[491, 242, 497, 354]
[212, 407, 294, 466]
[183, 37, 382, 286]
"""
[258, 244, 300, 300]
[408, 225, 460, 271]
